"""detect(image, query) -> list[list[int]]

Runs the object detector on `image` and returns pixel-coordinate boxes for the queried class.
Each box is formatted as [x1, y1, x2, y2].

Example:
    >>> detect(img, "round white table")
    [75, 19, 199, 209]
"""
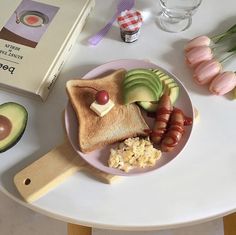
[1, 0, 236, 231]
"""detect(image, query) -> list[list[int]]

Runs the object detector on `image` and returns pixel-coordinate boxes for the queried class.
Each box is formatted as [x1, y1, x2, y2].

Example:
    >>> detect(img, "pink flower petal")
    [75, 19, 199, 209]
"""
[185, 36, 211, 52]
[209, 71, 236, 95]
[185, 46, 213, 68]
[193, 59, 222, 85]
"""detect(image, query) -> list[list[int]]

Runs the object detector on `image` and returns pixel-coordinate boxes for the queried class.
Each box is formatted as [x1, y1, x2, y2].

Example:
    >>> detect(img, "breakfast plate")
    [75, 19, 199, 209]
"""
[65, 59, 194, 176]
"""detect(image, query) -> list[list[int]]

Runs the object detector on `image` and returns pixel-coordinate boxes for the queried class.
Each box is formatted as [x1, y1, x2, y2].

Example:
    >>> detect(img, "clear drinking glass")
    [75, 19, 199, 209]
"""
[159, 0, 202, 33]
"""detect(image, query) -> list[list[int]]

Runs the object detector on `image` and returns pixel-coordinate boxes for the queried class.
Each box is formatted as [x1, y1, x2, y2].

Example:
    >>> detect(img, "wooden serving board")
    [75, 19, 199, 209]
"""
[14, 139, 120, 203]
[14, 108, 199, 203]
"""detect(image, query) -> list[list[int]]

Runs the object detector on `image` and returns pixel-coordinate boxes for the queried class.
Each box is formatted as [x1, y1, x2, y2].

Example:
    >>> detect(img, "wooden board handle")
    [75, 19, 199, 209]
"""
[14, 140, 120, 203]
[14, 141, 84, 203]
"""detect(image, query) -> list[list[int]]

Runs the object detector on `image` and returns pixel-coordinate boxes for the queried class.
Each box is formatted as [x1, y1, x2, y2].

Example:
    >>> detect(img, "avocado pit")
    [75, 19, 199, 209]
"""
[0, 115, 12, 140]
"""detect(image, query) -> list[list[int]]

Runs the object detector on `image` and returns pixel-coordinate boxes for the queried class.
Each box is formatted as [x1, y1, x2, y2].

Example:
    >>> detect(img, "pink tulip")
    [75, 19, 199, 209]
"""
[193, 59, 222, 85]
[185, 46, 213, 68]
[209, 71, 236, 95]
[185, 36, 211, 52]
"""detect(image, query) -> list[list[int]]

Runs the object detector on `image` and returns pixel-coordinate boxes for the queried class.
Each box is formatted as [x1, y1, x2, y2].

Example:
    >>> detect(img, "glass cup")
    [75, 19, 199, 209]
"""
[158, 0, 202, 33]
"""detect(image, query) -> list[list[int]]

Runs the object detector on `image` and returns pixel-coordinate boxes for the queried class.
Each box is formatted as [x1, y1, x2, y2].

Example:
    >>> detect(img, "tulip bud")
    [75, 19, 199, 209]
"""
[185, 46, 213, 68]
[193, 59, 222, 85]
[209, 71, 236, 95]
[185, 36, 211, 52]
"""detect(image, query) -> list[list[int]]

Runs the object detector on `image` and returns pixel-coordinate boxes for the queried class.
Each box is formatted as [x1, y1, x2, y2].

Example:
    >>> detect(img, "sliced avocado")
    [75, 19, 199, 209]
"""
[123, 84, 157, 104]
[151, 69, 166, 77]
[138, 86, 180, 112]
[123, 79, 161, 100]
[151, 69, 172, 82]
[162, 78, 175, 85]
[137, 101, 158, 112]
[124, 73, 160, 91]
[126, 68, 160, 79]
[159, 74, 171, 81]
[153, 69, 179, 104]
[138, 84, 180, 112]
[124, 69, 162, 91]
[137, 69, 180, 112]
[162, 81, 177, 95]
[169, 86, 180, 104]
[0, 102, 28, 152]
[168, 82, 178, 88]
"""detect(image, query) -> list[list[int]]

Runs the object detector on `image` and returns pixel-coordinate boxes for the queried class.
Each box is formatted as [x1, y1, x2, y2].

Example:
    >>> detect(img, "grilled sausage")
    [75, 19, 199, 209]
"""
[151, 94, 172, 144]
[160, 108, 185, 152]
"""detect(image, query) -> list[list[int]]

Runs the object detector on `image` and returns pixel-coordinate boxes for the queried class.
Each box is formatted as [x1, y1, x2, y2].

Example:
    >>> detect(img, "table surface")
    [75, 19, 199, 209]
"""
[1, 0, 236, 231]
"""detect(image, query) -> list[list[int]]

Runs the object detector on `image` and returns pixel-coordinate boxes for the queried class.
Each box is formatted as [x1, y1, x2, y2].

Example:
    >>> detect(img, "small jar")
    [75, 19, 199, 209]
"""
[117, 10, 143, 43]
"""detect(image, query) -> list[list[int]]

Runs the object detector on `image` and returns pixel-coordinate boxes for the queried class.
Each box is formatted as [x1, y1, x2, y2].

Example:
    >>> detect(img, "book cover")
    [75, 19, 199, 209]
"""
[0, 0, 95, 101]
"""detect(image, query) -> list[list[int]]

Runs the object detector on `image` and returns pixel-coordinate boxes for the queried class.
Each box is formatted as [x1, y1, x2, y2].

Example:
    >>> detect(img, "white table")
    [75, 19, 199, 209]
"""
[1, 0, 236, 232]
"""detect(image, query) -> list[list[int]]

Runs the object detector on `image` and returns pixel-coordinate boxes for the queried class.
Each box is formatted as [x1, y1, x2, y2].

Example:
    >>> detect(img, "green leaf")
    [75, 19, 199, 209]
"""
[214, 34, 230, 43]
[213, 24, 236, 43]
[226, 24, 236, 34]
[228, 45, 236, 53]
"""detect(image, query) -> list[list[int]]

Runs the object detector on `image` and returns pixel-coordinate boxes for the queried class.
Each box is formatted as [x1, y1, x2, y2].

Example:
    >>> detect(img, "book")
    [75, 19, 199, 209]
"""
[0, 0, 95, 101]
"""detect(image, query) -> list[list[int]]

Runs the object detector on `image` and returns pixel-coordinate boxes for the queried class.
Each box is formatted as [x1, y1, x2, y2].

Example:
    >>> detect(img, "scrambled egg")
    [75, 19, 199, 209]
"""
[108, 137, 161, 172]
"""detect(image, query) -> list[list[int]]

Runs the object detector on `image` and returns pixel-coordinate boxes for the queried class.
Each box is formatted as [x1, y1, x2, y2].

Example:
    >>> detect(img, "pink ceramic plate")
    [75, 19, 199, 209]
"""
[64, 59, 194, 176]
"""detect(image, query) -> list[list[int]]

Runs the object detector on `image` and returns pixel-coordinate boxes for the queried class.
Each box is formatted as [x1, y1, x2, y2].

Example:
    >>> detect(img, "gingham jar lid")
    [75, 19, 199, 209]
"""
[117, 10, 143, 31]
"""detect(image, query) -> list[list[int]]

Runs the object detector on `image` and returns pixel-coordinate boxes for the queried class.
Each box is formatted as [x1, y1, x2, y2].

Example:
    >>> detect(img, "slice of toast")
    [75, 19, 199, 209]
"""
[66, 69, 149, 153]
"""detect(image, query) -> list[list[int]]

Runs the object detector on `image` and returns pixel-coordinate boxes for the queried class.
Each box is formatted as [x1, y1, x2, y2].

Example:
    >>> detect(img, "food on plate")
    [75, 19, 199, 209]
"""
[123, 69, 163, 96]
[141, 69, 179, 112]
[123, 68, 163, 105]
[156, 72, 179, 105]
[108, 137, 161, 172]
[66, 69, 149, 153]
[152, 69, 179, 105]
[150, 93, 193, 152]
[66, 65, 193, 173]
[151, 94, 172, 144]
[0, 102, 28, 153]
[95, 90, 110, 105]
[126, 68, 180, 112]
[160, 108, 185, 152]
[90, 99, 114, 117]
[89, 88, 114, 117]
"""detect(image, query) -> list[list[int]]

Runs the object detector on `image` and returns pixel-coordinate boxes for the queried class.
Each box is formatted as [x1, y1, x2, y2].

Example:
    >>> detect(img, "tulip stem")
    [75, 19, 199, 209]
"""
[220, 51, 236, 63]
[211, 32, 228, 42]
[211, 43, 225, 50]
[211, 31, 236, 44]
[211, 24, 236, 43]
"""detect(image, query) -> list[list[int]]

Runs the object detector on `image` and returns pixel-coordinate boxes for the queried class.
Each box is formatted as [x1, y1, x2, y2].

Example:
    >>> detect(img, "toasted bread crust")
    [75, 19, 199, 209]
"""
[66, 69, 149, 153]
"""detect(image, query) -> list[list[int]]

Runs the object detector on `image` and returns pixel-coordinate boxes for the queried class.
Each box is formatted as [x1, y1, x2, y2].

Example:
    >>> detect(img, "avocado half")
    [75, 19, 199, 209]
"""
[0, 102, 28, 153]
